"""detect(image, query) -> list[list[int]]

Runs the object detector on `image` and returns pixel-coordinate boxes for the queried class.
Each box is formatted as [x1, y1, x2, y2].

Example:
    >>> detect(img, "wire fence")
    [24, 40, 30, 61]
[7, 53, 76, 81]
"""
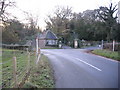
[1, 48, 37, 88]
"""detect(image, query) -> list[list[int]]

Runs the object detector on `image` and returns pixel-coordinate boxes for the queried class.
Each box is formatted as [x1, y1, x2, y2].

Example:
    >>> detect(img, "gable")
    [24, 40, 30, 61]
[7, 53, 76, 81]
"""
[46, 31, 57, 40]
[36, 30, 58, 40]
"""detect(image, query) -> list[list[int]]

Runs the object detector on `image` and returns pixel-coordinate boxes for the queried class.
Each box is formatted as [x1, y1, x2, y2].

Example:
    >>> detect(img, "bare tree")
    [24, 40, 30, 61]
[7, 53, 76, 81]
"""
[45, 6, 72, 38]
[0, 0, 15, 22]
[54, 6, 72, 20]
[24, 12, 40, 36]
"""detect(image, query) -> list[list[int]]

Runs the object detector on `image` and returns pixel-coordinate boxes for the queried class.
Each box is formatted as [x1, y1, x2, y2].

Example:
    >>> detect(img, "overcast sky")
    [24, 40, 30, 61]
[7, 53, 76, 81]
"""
[8, 0, 120, 30]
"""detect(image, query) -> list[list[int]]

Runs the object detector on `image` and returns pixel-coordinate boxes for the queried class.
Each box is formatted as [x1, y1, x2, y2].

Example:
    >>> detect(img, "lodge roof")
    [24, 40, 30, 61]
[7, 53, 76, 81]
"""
[37, 30, 58, 40]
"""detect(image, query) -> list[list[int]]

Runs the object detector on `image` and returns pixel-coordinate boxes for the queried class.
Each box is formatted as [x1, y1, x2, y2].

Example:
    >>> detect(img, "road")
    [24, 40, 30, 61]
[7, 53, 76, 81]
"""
[41, 49, 119, 88]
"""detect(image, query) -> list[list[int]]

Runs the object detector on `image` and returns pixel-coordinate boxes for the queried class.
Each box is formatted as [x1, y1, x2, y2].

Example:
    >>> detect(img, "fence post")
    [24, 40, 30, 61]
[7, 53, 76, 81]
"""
[27, 52, 30, 73]
[36, 37, 39, 56]
[113, 40, 115, 52]
[36, 48, 41, 65]
[13, 56, 17, 88]
[26, 48, 30, 73]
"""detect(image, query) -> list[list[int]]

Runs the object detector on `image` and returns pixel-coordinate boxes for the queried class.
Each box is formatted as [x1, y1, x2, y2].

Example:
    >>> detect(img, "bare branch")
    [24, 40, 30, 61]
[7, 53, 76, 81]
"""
[0, 0, 16, 21]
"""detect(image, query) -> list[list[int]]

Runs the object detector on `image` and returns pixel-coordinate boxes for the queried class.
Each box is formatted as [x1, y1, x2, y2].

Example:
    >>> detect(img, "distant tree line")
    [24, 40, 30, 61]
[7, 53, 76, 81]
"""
[2, 19, 40, 44]
[0, 0, 41, 44]
[1, 1, 119, 45]
[45, 3, 120, 45]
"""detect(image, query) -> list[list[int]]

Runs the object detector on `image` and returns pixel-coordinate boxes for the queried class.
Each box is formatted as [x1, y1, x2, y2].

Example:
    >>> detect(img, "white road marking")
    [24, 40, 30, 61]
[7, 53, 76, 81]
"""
[75, 58, 102, 71]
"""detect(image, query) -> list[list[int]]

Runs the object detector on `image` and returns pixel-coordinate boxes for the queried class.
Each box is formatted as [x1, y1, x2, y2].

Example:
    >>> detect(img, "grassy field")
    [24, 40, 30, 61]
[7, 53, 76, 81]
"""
[2, 48, 32, 88]
[23, 54, 55, 88]
[92, 49, 120, 61]
[2, 48, 54, 88]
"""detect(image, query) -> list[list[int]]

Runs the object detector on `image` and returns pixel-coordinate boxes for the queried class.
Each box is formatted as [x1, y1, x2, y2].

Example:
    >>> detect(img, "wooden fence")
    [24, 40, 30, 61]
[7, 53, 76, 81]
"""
[1, 38, 41, 88]
[1, 49, 36, 88]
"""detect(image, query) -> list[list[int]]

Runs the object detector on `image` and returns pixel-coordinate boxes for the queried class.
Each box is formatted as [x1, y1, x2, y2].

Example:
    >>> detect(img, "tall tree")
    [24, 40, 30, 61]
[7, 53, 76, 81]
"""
[2, 19, 23, 44]
[24, 13, 40, 37]
[97, 3, 118, 41]
[45, 6, 72, 40]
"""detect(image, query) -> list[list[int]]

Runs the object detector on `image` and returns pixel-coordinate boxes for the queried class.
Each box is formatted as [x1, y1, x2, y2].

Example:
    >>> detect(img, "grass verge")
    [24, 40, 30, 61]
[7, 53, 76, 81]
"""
[2, 48, 54, 88]
[92, 49, 120, 61]
[2, 48, 29, 88]
[23, 54, 55, 88]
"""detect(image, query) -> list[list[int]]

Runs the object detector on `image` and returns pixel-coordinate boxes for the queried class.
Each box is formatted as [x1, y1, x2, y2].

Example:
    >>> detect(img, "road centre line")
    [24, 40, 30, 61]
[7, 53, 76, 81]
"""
[75, 58, 102, 71]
